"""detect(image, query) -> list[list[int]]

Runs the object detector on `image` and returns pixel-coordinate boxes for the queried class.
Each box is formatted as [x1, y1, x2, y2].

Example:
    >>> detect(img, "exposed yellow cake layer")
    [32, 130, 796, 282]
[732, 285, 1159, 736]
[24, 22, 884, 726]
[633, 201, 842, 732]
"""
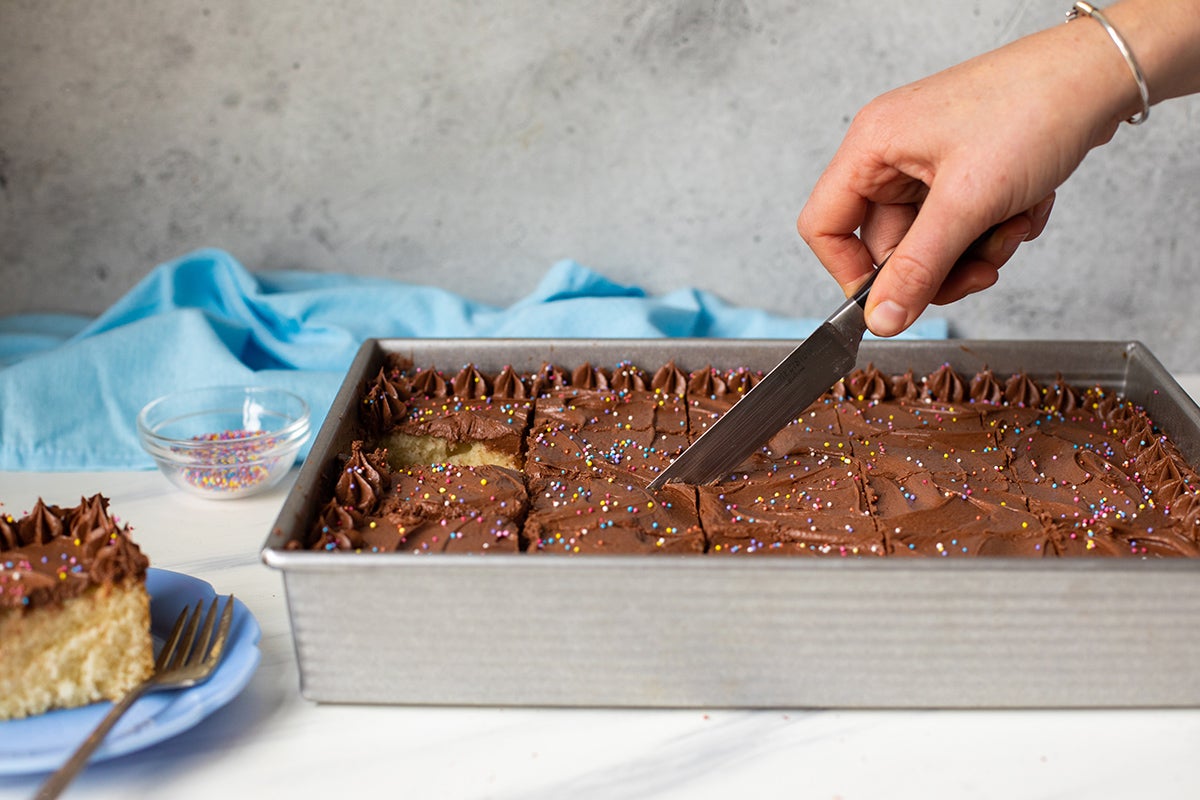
[381, 431, 518, 470]
[0, 578, 154, 721]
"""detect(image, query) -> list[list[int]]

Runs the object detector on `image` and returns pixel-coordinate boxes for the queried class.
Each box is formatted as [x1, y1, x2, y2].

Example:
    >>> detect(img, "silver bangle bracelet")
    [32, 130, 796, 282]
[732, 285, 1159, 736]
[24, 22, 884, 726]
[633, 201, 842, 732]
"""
[1066, 1, 1151, 124]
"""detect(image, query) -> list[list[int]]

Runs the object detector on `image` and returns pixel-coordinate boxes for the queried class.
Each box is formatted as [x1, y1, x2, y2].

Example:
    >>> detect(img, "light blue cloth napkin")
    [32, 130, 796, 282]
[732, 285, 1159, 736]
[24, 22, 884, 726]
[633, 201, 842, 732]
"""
[0, 248, 946, 471]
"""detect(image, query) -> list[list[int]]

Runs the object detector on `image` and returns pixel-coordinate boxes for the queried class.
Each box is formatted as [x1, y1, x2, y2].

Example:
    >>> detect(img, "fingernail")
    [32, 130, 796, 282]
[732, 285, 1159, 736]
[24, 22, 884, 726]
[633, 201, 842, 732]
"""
[1000, 232, 1026, 261]
[1034, 197, 1054, 222]
[868, 299, 908, 337]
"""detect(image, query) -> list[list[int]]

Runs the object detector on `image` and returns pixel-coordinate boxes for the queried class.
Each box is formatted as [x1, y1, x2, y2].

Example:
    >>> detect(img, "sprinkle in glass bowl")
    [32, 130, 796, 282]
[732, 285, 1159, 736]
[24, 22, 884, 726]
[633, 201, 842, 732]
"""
[137, 386, 310, 499]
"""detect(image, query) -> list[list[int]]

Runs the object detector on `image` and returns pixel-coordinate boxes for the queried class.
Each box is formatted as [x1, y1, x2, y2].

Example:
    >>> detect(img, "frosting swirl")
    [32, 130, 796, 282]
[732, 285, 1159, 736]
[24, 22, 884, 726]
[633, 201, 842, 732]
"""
[571, 363, 610, 391]
[847, 364, 889, 403]
[611, 363, 648, 393]
[1134, 436, 1194, 501]
[335, 443, 386, 514]
[362, 368, 408, 434]
[651, 361, 689, 397]
[923, 364, 966, 403]
[529, 363, 569, 396]
[1167, 489, 1200, 529]
[1004, 372, 1041, 407]
[66, 494, 117, 542]
[311, 499, 365, 550]
[969, 368, 1005, 404]
[687, 366, 728, 399]
[0, 494, 148, 609]
[1097, 392, 1138, 426]
[890, 370, 921, 401]
[1043, 373, 1081, 414]
[409, 368, 450, 397]
[18, 499, 63, 547]
[725, 367, 760, 396]
[492, 366, 529, 399]
[452, 364, 493, 399]
[0, 513, 17, 549]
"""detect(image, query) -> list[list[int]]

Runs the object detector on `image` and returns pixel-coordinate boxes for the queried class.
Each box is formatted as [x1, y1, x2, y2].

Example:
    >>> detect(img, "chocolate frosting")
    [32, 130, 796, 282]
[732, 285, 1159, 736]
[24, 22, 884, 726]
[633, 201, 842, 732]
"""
[924, 364, 966, 403]
[528, 475, 703, 554]
[700, 452, 882, 556]
[409, 368, 450, 397]
[397, 397, 530, 446]
[19, 498, 63, 547]
[1134, 435, 1197, 504]
[319, 360, 1200, 559]
[335, 443, 385, 514]
[724, 367, 760, 396]
[651, 361, 689, 397]
[969, 369, 1005, 404]
[383, 353, 414, 378]
[492, 366, 530, 399]
[311, 499, 366, 551]
[1043, 374, 1081, 414]
[529, 363, 569, 396]
[610, 363, 648, 393]
[525, 386, 688, 483]
[362, 368, 408, 434]
[687, 366, 728, 399]
[845, 364, 889, 403]
[1004, 372, 1041, 407]
[381, 464, 525, 554]
[890, 370, 922, 401]
[0, 514, 17, 549]
[452, 364, 492, 399]
[67, 494, 116, 542]
[571, 363, 610, 391]
[0, 494, 149, 609]
[1097, 391, 1138, 425]
[1166, 489, 1200, 530]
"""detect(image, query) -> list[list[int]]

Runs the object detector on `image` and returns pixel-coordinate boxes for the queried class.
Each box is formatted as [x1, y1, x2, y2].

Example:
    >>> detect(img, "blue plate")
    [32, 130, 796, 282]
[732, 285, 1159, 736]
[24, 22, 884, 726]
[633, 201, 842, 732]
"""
[0, 568, 261, 774]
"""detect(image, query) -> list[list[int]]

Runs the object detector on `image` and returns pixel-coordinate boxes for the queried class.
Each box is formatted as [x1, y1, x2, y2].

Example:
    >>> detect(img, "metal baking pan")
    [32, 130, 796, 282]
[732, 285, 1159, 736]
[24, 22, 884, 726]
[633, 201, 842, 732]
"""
[262, 339, 1200, 708]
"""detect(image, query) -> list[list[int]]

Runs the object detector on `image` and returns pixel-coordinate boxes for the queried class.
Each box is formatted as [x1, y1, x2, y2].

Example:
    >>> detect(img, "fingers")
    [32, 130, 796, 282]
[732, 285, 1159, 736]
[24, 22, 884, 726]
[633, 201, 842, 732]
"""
[861, 203, 917, 264]
[862, 178, 994, 336]
[930, 261, 1000, 305]
[930, 193, 1056, 305]
[799, 110, 1059, 335]
[797, 161, 880, 296]
[862, 190, 1057, 334]
[1027, 193, 1056, 240]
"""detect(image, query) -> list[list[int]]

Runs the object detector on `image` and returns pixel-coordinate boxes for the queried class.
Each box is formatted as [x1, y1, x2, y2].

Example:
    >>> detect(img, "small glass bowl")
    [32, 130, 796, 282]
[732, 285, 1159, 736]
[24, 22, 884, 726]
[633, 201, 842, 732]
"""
[137, 386, 310, 500]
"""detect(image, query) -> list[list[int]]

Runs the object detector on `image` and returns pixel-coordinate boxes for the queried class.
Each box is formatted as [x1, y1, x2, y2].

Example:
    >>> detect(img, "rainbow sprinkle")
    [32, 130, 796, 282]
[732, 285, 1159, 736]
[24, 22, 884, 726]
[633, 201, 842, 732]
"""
[176, 429, 278, 492]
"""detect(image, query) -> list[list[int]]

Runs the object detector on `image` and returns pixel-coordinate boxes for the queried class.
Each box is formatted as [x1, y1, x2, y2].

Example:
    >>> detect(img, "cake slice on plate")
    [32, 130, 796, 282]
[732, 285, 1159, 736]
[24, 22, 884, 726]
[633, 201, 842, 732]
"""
[0, 495, 153, 720]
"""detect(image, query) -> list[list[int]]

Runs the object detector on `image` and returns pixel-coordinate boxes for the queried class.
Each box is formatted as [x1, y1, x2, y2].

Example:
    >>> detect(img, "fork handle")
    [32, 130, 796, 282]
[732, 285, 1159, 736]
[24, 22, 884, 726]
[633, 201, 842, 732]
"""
[35, 681, 152, 800]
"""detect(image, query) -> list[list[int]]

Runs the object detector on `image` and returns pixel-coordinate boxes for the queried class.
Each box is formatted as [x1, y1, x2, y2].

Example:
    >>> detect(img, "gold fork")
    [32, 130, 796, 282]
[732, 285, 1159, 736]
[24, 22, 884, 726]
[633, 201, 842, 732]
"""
[35, 595, 236, 800]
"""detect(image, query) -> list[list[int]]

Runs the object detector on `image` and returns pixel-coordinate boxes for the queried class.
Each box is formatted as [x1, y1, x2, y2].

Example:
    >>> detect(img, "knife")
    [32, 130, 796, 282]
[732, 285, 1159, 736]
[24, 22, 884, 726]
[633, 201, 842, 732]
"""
[647, 264, 881, 490]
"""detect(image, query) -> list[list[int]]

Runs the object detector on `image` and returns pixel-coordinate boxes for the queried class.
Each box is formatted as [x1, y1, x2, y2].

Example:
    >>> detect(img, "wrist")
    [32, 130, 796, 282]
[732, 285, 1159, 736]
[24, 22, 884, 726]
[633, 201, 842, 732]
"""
[1067, 3, 1150, 123]
[1062, 4, 1149, 128]
[1096, 0, 1200, 106]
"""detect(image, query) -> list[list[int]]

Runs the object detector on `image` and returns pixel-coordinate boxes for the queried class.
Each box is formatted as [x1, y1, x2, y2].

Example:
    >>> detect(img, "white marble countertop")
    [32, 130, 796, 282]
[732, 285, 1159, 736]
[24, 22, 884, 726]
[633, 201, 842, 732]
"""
[4, 375, 1200, 800]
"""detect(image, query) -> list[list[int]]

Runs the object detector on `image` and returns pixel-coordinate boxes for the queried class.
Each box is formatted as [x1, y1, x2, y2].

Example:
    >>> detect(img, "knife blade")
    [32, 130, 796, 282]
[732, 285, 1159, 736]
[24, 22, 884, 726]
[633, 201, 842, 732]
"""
[647, 266, 879, 490]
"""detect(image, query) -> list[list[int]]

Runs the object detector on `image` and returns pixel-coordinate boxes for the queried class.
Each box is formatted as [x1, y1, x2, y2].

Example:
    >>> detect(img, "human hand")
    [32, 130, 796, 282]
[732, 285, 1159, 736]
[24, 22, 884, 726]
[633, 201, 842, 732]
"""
[796, 20, 1138, 336]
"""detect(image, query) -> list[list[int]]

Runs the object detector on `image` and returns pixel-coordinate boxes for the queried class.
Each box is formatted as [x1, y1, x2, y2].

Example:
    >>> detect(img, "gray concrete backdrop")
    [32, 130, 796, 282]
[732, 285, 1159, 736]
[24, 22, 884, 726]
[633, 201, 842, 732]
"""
[2, 1, 1198, 369]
